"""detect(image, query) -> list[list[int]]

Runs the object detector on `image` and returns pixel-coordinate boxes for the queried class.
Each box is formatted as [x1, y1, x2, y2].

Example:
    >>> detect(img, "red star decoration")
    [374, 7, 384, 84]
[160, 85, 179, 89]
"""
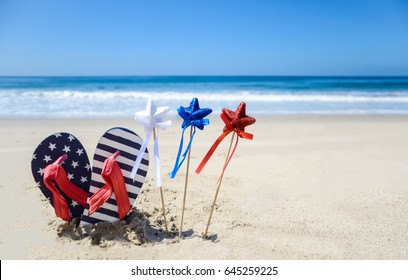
[222, 102, 256, 132]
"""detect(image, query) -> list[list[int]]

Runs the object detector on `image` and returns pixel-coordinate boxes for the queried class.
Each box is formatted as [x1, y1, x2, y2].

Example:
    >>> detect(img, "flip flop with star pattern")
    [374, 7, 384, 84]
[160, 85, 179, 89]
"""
[31, 132, 91, 222]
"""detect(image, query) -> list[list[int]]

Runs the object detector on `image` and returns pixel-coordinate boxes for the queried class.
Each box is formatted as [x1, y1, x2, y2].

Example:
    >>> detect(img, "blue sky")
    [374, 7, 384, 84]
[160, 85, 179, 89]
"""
[0, 0, 407, 76]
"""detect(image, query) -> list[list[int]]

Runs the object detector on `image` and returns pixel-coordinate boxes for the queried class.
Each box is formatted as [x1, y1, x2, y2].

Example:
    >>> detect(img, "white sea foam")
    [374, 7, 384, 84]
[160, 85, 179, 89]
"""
[3, 90, 408, 102]
[2, 89, 408, 118]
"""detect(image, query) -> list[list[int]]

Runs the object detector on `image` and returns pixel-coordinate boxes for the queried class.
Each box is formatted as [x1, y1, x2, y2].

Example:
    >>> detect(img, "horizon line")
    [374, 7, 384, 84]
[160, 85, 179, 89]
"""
[1, 74, 408, 78]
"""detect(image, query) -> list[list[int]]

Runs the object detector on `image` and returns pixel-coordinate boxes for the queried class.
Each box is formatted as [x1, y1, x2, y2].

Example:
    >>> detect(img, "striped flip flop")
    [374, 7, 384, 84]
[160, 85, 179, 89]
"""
[31, 132, 91, 222]
[80, 127, 149, 226]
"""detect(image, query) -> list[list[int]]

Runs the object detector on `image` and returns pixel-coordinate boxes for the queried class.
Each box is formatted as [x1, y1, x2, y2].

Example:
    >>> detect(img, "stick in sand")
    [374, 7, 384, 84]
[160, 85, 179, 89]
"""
[203, 132, 235, 238]
[179, 126, 193, 238]
[169, 98, 212, 239]
[154, 128, 169, 232]
[195, 102, 256, 239]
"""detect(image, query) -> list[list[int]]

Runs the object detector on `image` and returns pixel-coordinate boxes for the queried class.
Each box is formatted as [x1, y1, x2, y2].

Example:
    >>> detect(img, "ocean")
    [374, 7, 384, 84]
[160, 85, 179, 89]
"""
[1, 76, 408, 118]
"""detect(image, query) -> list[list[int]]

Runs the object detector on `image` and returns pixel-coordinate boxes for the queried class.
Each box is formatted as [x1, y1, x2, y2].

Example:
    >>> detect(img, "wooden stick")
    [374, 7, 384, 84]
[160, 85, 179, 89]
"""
[203, 132, 236, 239]
[153, 128, 169, 233]
[179, 126, 193, 239]
[159, 187, 169, 232]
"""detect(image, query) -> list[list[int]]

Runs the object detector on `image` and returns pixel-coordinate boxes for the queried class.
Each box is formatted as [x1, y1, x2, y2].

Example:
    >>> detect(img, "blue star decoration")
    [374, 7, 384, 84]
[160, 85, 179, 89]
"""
[170, 98, 213, 178]
[178, 98, 212, 130]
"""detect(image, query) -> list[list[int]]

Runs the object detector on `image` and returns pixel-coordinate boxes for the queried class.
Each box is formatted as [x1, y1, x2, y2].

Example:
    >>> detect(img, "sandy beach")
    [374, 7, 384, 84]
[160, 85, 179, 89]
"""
[1, 115, 408, 260]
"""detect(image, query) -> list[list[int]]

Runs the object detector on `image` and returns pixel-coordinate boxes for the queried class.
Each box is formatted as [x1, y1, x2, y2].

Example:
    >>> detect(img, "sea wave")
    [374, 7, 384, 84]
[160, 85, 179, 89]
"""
[3, 89, 408, 118]
[2, 90, 408, 102]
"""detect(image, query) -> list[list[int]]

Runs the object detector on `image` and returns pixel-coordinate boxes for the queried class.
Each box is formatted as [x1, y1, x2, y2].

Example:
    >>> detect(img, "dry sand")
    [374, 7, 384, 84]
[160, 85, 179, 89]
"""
[0, 115, 408, 259]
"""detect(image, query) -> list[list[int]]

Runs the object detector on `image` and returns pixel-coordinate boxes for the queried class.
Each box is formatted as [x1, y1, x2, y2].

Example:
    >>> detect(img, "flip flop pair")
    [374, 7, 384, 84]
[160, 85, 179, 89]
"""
[31, 128, 149, 225]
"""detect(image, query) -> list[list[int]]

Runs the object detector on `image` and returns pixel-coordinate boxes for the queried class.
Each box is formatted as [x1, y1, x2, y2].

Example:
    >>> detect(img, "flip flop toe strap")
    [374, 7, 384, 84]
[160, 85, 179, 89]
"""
[88, 151, 130, 220]
[43, 154, 88, 221]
